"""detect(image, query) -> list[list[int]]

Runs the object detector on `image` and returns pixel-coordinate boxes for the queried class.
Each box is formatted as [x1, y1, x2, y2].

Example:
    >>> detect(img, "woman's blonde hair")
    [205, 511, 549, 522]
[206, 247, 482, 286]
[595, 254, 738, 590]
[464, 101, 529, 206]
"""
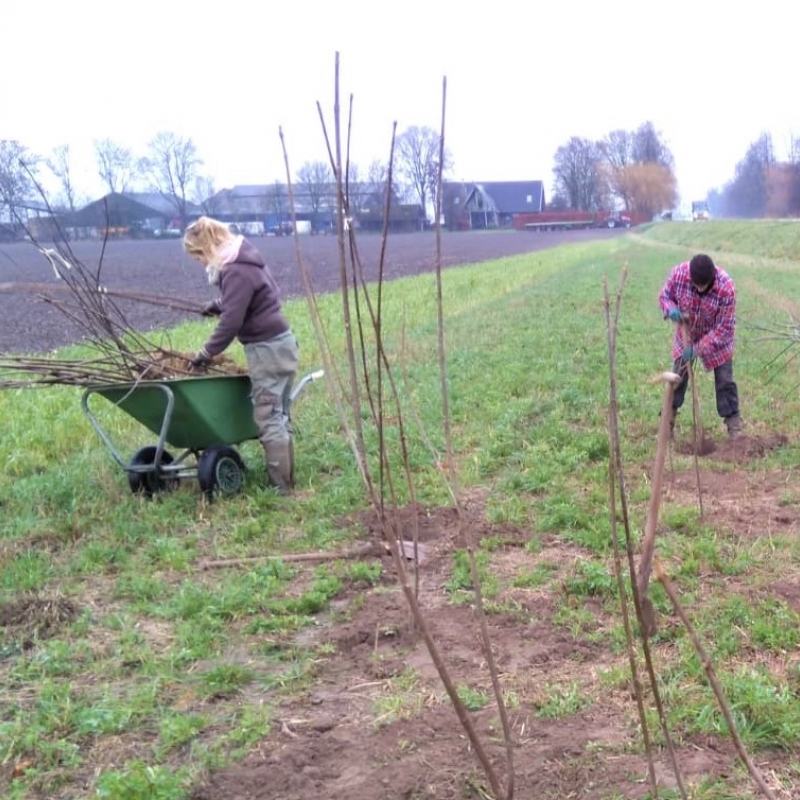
[183, 216, 233, 263]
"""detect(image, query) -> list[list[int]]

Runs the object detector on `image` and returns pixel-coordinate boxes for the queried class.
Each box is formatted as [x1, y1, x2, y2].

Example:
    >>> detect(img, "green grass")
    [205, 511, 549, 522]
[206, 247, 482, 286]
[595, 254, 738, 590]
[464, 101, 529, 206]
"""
[3, 222, 800, 798]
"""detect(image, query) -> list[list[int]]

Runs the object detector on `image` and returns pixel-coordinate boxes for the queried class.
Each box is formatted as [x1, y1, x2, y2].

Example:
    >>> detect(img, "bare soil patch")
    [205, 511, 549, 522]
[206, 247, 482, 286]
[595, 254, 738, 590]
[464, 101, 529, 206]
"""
[188, 486, 796, 800]
[1, 229, 622, 354]
[187, 421, 797, 800]
[674, 431, 788, 462]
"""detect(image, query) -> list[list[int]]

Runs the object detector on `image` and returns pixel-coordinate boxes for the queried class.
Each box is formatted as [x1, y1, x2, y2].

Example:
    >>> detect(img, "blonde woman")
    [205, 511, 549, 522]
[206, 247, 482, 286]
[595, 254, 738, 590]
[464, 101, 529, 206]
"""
[183, 216, 299, 494]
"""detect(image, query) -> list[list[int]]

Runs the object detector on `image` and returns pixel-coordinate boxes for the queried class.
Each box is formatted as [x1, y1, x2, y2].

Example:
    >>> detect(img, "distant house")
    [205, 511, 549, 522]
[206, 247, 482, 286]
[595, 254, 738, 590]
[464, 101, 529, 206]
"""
[443, 181, 546, 230]
[69, 192, 204, 237]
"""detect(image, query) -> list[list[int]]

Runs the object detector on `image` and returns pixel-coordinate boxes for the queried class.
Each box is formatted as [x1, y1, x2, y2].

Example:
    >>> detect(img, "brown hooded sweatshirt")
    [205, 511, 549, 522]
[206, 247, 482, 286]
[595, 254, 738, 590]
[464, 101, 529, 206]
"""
[202, 238, 290, 357]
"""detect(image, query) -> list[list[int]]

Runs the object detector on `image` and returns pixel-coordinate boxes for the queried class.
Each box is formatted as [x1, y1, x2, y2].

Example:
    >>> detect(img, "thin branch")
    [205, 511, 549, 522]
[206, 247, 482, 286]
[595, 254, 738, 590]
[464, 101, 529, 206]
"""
[603, 270, 658, 796]
[655, 560, 779, 800]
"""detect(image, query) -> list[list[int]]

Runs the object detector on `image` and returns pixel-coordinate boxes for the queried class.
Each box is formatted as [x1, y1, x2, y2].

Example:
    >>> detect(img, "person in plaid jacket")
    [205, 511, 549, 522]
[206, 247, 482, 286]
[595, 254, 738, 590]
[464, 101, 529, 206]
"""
[658, 253, 741, 438]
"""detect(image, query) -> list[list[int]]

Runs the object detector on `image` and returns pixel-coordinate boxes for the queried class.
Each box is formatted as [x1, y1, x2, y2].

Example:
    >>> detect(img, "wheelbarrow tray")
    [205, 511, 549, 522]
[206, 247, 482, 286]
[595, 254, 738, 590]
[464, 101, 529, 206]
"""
[82, 369, 323, 499]
[90, 374, 258, 450]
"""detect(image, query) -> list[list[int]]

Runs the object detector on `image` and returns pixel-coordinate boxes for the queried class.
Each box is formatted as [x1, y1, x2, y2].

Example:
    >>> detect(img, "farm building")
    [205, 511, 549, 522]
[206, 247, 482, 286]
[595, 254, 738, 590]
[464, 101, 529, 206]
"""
[61, 184, 425, 240]
[208, 184, 424, 235]
[442, 181, 546, 230]
[68, 193, 204, 238]
[1, 199, 57, 241]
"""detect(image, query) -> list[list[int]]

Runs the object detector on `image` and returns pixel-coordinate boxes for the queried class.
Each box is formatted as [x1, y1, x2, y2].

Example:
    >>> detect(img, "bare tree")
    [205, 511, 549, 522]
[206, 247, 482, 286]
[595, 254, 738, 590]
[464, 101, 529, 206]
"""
[343, 162, 369, 216]
[341, 159, 400, 222]
[614, 163, 677, 218]
[547, 191, 570, 211]
[142, 131, 202, 228]
[552, 136, 607, 210]
[749, 132, 800, 217]
[631, 121, 674, 168]
[0, 140, 40, 229]
[599, 129, 635, 172]
[296, 160, 333, 232]
[598, 130, 634, 209]
[598, 121, 675, 212]
[395, 126, 451, 221]
[366, 159, 393, 207]
[722, 133, 774, 217]
[95, 138, 135, 194]
[192, 175, 220, 215]
[765, 163, 795, 216]
[48, 144, 80, 214]
[707, 186, 723, 217]
[785, 133, 800, 215]
[267, 181, 288, 231]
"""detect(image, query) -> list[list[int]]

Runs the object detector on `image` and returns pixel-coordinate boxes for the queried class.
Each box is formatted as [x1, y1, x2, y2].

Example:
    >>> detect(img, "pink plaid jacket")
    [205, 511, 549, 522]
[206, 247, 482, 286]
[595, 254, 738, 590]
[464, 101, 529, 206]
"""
[658, 261, 736, 370]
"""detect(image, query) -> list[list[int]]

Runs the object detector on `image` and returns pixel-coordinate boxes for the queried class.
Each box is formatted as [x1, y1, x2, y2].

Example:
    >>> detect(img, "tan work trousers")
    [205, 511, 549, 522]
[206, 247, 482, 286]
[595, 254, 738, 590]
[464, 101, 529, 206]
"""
[244, 331, 299, 446]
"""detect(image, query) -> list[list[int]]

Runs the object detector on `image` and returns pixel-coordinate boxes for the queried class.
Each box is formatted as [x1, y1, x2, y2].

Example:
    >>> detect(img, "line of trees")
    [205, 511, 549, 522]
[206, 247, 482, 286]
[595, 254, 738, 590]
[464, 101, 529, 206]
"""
[7, 122, 800, 230]
[710, 132, 800, 218]
[0, 125, 451, 231]
[550, 121, 678, 218]
[0, 134, 212, 230]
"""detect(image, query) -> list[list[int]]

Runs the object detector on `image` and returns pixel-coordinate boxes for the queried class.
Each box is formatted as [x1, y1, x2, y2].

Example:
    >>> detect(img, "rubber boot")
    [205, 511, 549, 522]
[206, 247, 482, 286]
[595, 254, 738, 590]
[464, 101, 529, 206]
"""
[265, 440, 294, 496]
[725, 414, 742, 439]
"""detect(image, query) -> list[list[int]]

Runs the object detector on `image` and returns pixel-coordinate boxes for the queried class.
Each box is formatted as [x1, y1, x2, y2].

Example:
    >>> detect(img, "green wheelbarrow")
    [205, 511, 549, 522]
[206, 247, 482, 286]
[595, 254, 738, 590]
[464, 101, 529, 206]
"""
[81, 370, 324, 499]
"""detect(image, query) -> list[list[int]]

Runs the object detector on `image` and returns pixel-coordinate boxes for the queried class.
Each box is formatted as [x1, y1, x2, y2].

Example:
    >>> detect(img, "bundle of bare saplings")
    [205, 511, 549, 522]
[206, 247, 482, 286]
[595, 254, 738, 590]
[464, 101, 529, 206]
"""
[0, 244, 244, 388]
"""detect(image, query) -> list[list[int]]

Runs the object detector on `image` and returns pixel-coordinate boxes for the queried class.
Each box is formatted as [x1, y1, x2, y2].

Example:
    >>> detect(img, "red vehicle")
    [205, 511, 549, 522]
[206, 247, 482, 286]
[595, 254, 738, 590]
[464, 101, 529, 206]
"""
[599, 212, 631, 229]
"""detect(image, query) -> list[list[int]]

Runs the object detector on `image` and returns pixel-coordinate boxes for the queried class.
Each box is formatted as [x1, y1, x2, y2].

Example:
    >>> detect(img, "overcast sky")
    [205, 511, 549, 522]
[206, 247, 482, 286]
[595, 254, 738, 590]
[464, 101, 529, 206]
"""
[4, 0, 798, 209]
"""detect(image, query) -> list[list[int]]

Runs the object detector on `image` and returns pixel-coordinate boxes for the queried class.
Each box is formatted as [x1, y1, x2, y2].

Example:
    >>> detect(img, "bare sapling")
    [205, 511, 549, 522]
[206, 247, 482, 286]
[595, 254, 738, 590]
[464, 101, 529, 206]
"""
[655, 560, 780, 800]
[278, 53, 513, 799]
[605, 274, 688, 799]
[638, 370, 680, 638]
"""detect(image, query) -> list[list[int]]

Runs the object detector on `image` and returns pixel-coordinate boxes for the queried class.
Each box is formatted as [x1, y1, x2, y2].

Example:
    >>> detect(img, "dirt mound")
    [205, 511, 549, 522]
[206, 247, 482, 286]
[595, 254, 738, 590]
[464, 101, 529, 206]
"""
[675, 432, 788, 463]
[0, 593, 81, 646]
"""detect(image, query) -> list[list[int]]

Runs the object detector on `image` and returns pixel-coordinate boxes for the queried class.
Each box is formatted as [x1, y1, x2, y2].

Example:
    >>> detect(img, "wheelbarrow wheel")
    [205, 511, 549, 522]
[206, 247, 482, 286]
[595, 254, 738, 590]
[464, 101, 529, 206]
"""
[128, 446, 177, 497]
[198, 445, 246, 499]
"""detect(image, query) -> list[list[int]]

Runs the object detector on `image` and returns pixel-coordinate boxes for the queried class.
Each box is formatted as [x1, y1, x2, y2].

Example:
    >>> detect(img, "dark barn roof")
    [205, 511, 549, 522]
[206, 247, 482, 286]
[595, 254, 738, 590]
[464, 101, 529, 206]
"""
[466, 181, 545, 213]
[70, 193, 203, 228]
[441, 180, 546, 229]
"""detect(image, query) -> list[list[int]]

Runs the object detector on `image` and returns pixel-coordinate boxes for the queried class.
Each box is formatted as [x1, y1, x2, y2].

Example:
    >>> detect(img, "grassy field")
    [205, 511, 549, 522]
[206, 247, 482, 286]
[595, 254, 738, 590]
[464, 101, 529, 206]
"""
[2, 220, 800, 799]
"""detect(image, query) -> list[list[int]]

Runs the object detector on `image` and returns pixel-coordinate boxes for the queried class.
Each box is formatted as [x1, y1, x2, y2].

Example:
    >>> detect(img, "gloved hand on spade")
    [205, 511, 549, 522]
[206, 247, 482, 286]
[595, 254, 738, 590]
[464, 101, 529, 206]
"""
[667, 307, 689, 323]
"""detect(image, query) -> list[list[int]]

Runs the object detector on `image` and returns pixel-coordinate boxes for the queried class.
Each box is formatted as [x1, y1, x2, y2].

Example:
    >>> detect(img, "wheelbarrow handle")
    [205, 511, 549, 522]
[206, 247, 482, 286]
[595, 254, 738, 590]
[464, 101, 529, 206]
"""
[82, 382, 176, 472]
[290, 369, 325, 403]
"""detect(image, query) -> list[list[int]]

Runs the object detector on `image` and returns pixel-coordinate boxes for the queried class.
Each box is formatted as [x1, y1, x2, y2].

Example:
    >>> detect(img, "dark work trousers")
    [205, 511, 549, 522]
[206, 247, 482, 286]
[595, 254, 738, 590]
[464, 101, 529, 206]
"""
[672, 357, 739, 420]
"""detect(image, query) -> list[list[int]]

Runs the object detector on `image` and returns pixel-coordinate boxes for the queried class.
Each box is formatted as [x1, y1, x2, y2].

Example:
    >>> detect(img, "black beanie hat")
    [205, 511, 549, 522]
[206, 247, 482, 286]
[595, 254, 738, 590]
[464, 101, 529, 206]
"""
[689, 254, 716, 286]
